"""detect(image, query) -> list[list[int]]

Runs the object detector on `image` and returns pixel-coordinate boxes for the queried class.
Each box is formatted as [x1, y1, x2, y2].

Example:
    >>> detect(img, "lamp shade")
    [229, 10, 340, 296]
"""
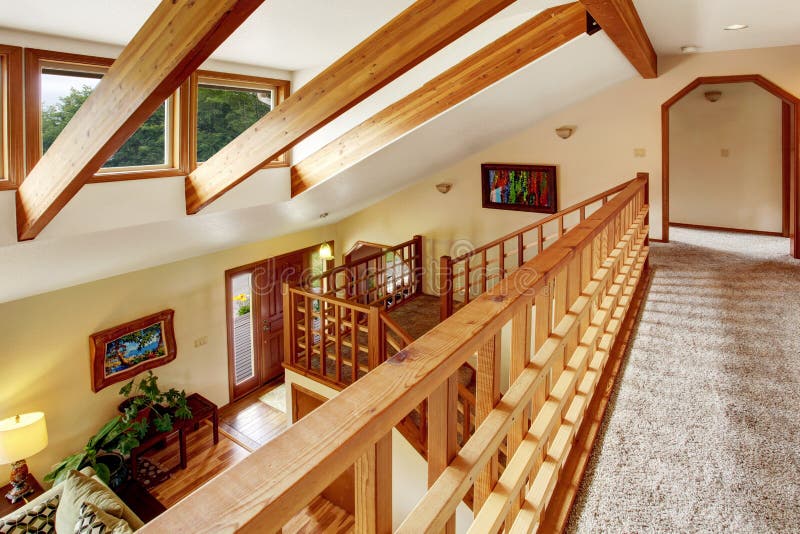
[0, 412, 48, 464]
[319, 243, 334, 261]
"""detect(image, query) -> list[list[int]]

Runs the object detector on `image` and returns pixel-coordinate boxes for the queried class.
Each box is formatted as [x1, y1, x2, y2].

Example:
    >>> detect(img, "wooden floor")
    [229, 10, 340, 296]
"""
[141, 381, 351, 531]
[143, 423, 249, 508]
[218, 382, 290, 451]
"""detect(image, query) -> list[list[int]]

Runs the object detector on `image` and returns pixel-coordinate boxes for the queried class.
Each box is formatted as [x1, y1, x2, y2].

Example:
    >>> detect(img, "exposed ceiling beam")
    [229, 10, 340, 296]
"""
[291, 2, 586, 197]
[15, 0, 264, 241]
[184, 0, 518, 214]
[579, 0, 657, 78]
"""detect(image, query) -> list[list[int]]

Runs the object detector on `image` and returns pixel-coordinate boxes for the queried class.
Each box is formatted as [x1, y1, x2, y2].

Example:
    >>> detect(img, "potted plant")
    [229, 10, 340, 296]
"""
[45, 417, 129, 486]
[118, 371, 192, 442]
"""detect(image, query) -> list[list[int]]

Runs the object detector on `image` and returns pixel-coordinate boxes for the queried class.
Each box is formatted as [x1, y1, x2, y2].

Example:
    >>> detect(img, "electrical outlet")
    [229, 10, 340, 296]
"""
[634, 148, 646, 158]
[721, 148, 730, 158]
[194, 336, 208, 348]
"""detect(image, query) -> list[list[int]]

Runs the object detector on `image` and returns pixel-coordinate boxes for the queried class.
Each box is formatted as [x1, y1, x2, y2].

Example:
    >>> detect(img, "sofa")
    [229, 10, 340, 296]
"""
[0, 467, 143, 533]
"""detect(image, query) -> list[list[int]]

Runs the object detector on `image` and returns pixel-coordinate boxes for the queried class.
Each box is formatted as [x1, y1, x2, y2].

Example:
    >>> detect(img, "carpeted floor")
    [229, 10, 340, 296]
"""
[567, 227, 800, 533]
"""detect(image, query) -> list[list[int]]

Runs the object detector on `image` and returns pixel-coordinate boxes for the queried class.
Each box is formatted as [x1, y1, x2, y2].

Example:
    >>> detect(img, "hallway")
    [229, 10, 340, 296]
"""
[568, 227, 800, 532]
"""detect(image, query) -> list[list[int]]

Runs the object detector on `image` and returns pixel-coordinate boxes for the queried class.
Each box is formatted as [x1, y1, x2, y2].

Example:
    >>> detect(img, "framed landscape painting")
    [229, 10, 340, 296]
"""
[90, 309, 177, 392]
[481, 163, 558, 214]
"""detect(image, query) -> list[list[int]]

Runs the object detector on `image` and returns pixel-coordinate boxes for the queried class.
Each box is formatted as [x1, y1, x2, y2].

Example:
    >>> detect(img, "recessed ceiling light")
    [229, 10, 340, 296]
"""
[724, 24, 749, 31]
[681, 45, 699, 54]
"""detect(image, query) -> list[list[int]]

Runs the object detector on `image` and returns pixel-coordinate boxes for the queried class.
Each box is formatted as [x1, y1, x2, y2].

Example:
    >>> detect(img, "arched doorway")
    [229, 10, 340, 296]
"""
[661, 74, 799, 258]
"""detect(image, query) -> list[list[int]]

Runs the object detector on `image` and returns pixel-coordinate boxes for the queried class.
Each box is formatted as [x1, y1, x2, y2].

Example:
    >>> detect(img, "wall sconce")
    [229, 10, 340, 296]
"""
[704, 91, 722, 103]
[555, 126, 574, 140]
[436, 183, 452, 194]
[319, 243, 334, 261]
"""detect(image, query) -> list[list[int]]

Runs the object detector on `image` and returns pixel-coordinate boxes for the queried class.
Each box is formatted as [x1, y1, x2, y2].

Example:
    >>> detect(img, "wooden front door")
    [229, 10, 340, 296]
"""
[257, 251, 305, 385]
[227, 246, 316, 402]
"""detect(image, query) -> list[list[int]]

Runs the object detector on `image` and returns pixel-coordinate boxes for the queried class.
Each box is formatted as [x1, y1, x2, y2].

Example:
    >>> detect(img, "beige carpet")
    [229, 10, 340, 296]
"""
[260, 383, 287, 413]
[567, 227, 800, 533]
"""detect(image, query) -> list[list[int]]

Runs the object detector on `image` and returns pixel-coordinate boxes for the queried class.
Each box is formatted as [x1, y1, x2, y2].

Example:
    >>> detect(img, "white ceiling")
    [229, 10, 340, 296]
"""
[636, 0, 800, 56]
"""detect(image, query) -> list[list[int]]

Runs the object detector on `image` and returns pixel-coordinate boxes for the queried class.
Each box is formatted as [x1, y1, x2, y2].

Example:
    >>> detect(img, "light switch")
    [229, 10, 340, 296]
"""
[194, 336, 208, 348]
[634, 148, 646, 158]
[721, 148, 730, 157]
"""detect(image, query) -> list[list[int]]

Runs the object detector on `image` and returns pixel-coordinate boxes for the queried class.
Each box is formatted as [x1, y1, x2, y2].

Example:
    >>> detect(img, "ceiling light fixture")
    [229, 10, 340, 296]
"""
[436, 183, 452, 194]
[680, 45, 698, 54]
[555, 126, 575, 139]
[704, 90, 722, 103]
[724, 24, 749, 31]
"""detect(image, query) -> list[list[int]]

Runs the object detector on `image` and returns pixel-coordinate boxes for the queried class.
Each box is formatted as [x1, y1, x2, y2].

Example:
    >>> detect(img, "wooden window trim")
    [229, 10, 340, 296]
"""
[24, 48, 190, 184]
[189, 69, 290, 171]
[0, 44, 23, 190]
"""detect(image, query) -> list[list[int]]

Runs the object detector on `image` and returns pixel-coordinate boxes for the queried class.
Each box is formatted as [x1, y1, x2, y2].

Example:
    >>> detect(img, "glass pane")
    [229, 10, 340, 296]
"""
[40, 69, 168, 168]
[197, 83, 272, 162]
[230, 272, 255, 385]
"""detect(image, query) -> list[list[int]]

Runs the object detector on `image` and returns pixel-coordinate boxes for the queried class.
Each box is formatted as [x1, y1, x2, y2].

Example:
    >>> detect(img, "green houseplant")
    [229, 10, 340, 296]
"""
[46, 371, 192, 485]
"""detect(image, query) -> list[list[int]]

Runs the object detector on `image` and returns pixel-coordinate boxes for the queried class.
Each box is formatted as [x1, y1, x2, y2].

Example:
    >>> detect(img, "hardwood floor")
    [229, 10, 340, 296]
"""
[219, 382, 290, 452]
[143, 423, 249, 508]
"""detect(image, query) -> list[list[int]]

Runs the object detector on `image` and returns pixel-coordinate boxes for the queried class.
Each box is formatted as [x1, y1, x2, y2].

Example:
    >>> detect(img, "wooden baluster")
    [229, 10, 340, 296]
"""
[558, 215, 564, 237]
[320, 300, 327, 377]
[368, 307, 382, 369]
[440, 256, 453, 321]
[464, 259, 471, 304]
[414, 235, 424, 295]
[499, 241, 505, 280]
[580, 205, 586, 221]
[518, 233, 524, 267]
[335, 304, 343, 383]
[428, 377, 458, 534]
[537, 225, 544, 254]
[565, 254, 582, 359]
[552, 268, 568, 385]
[508, 303, 532, 521]
[354, 432, 392, 534]
[304, 295, 312, 373]
[481, 250, 488, 294]
[475, 334, 501, 513]
[352, 309, 360, 383]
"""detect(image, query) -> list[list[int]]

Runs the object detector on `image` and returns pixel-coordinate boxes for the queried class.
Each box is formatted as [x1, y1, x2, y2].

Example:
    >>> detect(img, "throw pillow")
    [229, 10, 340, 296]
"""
[73, 503, 133, 534]
[55, 471, 124, 534]
[0, 495, 59, 533]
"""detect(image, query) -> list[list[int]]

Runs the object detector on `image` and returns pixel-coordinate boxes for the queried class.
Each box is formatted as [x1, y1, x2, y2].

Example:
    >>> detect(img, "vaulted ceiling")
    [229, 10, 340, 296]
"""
[0, 0, 799, 303]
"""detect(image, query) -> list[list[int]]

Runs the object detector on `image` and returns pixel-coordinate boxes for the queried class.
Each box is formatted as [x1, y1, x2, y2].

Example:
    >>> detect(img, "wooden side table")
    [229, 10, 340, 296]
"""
[0, 475, 44, 517]
[182, 393, 219, 444]
[130, 426, 186, 482]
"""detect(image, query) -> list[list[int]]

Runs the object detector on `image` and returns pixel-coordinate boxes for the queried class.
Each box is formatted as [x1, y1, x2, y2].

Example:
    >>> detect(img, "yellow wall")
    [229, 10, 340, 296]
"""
[0, 226, 334, 482]
[336, 45, 800, 261]
[670, 83, 783, 232]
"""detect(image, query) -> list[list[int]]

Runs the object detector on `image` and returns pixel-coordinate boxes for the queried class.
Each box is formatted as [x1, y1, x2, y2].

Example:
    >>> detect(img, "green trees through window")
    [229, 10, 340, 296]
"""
[196, 84, 272, 162]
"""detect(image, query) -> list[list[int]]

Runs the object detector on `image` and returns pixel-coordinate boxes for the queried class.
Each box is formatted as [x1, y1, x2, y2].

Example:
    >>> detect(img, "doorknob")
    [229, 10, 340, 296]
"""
[263, 321, 271, 333]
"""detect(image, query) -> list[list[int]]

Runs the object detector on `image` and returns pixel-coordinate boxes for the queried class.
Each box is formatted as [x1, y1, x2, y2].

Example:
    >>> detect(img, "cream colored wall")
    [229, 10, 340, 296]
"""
[670, 83, 783, 232]
[336, 45, 800, 261]
[0, 227, 334, 483]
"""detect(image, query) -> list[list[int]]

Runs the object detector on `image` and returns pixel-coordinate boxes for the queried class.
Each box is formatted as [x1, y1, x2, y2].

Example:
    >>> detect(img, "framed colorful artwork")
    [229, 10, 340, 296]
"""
[481, 163, 558, 214]
[90, 309, 177, 392]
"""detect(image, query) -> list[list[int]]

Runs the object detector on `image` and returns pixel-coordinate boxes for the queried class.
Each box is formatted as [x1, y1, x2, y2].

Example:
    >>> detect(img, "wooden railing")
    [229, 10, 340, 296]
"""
[440, 180, 633, 319]
[141, 175, 649, 533]
[308, 235, 423, 310]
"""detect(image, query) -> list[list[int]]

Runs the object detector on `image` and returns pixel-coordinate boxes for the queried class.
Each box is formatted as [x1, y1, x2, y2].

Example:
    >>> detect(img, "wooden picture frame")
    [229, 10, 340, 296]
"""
[481, 163, 558, 214]
[90, 309, 177, 392]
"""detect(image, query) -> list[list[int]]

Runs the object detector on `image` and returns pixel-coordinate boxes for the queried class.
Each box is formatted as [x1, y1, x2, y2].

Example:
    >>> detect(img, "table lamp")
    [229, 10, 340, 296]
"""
[0, 412, 48, 503]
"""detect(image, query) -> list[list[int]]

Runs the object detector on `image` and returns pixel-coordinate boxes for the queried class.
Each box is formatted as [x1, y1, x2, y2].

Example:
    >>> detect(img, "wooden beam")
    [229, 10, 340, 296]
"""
[184, 0, 518, 214]
[579, 0, 657, 78]
[15, 0, 264, 241]
[291, 3, 586, 196]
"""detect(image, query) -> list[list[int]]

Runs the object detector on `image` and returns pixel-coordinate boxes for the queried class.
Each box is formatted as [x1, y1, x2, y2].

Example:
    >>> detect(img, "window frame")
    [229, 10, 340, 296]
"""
[24, 48, 189, 183]
[0, 44, 23, 190]
[189, 70, 290, 171]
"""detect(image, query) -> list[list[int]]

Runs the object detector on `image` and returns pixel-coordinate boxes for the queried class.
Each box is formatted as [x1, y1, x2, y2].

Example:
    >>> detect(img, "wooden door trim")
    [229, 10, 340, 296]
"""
[661, 74, 800, 258]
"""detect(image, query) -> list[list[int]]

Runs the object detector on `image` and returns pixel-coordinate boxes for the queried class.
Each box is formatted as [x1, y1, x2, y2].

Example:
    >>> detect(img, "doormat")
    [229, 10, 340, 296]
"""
[259, 383, 287, 413]
[136, 458, 170, 488]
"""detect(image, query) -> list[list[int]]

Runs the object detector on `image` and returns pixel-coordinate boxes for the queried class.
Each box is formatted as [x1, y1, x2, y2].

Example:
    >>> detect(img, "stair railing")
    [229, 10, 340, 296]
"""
[440, 179, 633, 319]
[140, 175, 649, 533]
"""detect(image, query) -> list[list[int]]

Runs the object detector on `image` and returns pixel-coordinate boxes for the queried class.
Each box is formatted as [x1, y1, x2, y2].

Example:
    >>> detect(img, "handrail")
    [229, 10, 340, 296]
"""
[307, 235, 423, 310]
[439, 178, 634, 319]
[140, 175, 649, 533]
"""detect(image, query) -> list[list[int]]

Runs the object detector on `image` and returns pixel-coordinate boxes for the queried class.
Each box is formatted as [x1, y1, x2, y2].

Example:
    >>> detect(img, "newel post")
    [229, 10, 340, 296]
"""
[439, 255, 453, 321]
[282, 283, 293, 367]
[367, 306, 383, 368]
[413, 234, 424, 295]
